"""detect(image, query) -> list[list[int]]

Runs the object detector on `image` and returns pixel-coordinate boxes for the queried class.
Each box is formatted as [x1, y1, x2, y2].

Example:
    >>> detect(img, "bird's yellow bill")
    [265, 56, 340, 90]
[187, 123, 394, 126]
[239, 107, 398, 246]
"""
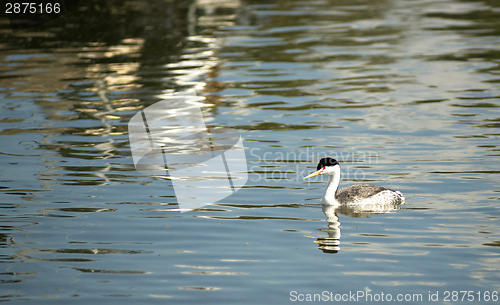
[304, 169, 323, 179]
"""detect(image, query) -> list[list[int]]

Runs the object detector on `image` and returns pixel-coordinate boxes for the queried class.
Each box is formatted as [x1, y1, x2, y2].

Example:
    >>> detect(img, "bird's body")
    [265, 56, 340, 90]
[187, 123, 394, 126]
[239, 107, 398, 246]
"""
[305, 157, 405, 206]
[335, 184, 403, 205]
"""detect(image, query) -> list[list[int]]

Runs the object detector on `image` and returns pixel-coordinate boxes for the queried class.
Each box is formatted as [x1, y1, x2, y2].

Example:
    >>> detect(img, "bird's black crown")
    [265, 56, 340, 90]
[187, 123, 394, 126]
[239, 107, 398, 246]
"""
[317, 157, 339, 170]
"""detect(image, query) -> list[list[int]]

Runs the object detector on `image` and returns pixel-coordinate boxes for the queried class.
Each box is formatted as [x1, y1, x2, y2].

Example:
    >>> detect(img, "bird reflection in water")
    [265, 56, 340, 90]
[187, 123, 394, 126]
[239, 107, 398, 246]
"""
[315, 201, 401, 254]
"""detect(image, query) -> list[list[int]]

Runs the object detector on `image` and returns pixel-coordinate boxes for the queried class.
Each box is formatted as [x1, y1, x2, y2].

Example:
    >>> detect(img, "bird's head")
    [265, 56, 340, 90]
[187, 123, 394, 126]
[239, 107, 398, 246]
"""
[304, 157, 340, 179]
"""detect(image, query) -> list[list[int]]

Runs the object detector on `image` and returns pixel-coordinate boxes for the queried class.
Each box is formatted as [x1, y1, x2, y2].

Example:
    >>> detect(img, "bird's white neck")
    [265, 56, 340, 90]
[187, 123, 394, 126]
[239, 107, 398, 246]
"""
[322, 165, 341, 205]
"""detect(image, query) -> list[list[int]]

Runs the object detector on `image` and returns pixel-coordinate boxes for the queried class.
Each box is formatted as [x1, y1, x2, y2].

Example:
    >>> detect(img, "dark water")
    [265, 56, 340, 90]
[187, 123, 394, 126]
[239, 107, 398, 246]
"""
[1, 0, 500, 304]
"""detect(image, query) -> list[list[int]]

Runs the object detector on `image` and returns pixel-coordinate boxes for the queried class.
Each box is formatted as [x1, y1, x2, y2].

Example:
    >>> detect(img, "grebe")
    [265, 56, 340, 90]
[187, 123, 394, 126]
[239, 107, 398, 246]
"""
[304, 157, 405, 206]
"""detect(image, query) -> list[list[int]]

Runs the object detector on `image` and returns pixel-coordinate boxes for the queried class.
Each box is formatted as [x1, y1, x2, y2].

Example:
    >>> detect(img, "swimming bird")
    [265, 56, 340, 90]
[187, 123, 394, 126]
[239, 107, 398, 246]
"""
[304, 157, 405, 206]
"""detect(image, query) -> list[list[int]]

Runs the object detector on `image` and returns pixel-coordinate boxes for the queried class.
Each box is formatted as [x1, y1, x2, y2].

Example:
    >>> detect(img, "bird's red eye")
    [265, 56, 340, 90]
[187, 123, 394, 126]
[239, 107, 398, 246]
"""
[322, 167, 325, 170]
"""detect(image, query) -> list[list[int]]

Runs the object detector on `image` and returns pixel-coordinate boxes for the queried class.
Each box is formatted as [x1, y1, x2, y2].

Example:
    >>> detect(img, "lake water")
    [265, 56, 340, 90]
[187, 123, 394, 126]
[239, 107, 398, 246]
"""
[1, 0, 499, 304]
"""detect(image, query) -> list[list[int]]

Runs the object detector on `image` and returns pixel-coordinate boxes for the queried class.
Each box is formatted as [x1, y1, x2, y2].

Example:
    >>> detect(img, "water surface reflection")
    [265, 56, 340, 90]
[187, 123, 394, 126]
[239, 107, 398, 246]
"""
[315, 202, 401, 254]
